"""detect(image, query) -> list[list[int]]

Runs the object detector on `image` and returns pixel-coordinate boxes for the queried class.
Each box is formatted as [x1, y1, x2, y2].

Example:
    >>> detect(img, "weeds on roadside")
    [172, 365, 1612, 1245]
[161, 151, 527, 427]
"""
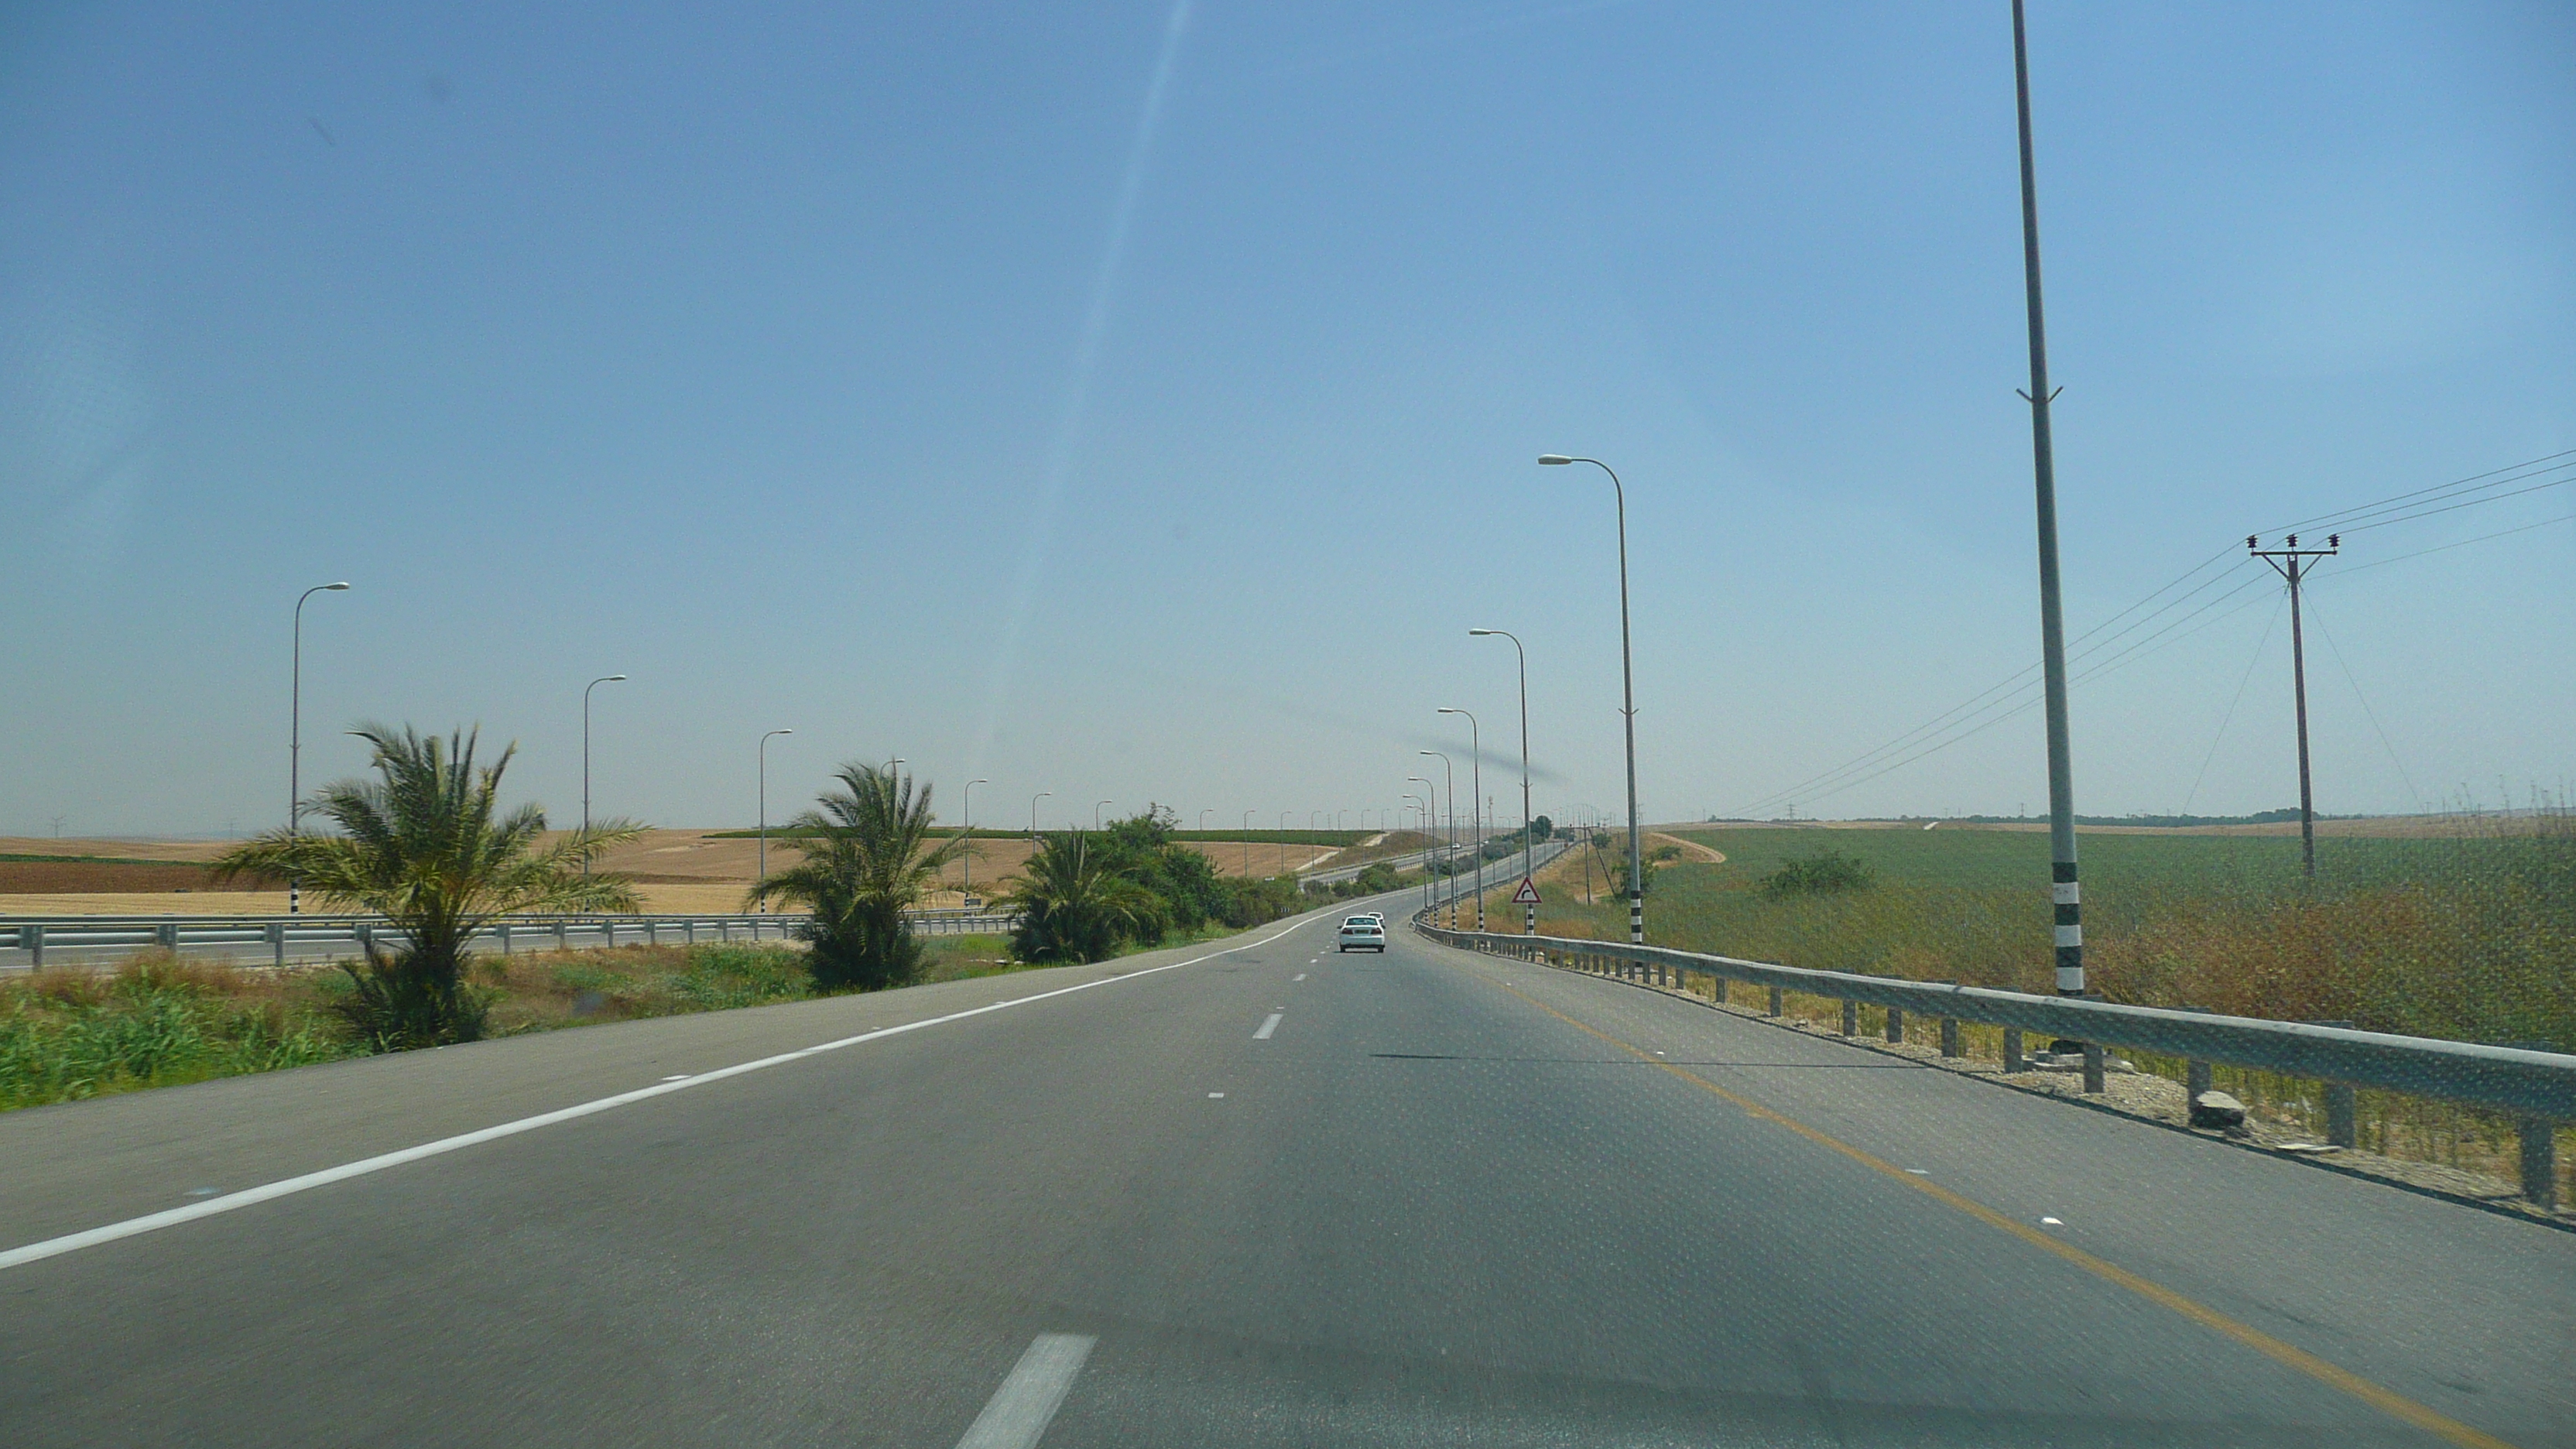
[0, 952, 356, 1110]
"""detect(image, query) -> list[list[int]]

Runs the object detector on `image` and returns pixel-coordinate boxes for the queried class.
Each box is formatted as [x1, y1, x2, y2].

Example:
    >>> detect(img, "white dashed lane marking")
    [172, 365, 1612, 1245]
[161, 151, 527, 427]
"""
[1254, 1013, 1282, 1040]
[954, 1333, 1095, 1449]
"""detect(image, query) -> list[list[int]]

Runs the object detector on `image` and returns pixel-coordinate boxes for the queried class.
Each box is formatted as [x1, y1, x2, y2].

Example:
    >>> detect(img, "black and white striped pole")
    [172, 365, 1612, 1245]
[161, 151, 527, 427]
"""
[2010, 2, 2089, 1075]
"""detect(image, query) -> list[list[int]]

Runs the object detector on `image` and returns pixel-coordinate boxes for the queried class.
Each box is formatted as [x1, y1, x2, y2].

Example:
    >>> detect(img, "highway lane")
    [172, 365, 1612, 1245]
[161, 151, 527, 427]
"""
[2, 895, 2567, 1447]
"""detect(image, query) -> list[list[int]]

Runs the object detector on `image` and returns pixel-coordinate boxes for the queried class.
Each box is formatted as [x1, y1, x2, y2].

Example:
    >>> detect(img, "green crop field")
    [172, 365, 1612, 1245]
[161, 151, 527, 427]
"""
[1533, 823, 2574, 1053]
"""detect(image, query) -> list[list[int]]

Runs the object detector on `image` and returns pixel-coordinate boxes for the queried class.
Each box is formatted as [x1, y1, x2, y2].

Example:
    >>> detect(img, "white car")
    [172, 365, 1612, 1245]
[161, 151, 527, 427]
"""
[1337, 916, 1386, 952]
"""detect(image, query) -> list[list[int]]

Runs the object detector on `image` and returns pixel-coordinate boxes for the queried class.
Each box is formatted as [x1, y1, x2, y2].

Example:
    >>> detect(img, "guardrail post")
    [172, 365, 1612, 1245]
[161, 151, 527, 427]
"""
[24, 923, 40, 969]
[1941, 1017, 1960, 1057]
[499, 923, 512, 955]
[2083, 1043, 2106, 1094]
[2002, 1028, 2023, 1073]
[2304, 1020, 2357, 1146]
[155, 921, 179, 951]
[1885, 1007, 1905, 1044]
[1841, 999, 1857, 1036]
[267, 921, 285, 968]
[555, 920, 568, 951]
[2520, 1121, 2558, 1211]
[1767, 985, 1784, 1019]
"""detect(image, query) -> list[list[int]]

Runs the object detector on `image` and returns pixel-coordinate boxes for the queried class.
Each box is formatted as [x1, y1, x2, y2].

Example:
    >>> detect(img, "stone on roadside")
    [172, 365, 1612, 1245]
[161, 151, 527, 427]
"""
[2189, 1091, 2247, 1129]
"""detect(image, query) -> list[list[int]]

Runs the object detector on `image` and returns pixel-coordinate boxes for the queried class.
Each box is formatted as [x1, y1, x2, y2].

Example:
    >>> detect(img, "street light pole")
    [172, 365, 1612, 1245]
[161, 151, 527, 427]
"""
[1471, 629, 1534, 932]
[1419, 750, 1454, 929]
[2009, 0, 2083, 999]
[1029, 791, 1052, 839]
[1242, 810, 1256, 876]
[1438, 707, 1484, 930]
[1279, 810, 1292, 877]
[287, 581, 351, 916]
[582, 674, 628, 880]
[1540, 454, 1643, 947]
[1200, 809, 1214, 831]
[758, 728, 793, 909]
[1407, 775, 1437, 916]
[1095, 799, 1112, 831]
[961, 778, 989, 899]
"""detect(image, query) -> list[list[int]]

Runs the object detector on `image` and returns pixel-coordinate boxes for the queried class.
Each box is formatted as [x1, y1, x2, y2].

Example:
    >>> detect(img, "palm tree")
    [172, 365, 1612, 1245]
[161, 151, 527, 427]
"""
[748, 762, 964, 991]
[213, 723, 642, 1048]
[1001, 831, 1170, 964]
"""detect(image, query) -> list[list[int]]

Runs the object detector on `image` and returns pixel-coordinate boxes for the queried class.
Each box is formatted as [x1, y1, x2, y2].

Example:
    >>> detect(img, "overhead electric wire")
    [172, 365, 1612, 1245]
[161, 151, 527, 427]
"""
[2180, 592, 2287, 817]
[2305, 600, 2424, 813]
[1738, 573, 2286, 817]
[1729, 449, 2571, 819]
[2324, 512, 2576, 577]
[1729, 547, 2249, 817]
[1730, 553, 2263, 817]
[2332, 469, 2574, 534]
[2269, 447, 2576, 536]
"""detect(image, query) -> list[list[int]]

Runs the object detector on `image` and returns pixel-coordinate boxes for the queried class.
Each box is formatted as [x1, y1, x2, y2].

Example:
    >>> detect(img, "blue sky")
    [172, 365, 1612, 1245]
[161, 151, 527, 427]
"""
[3, 1, 2569, 838]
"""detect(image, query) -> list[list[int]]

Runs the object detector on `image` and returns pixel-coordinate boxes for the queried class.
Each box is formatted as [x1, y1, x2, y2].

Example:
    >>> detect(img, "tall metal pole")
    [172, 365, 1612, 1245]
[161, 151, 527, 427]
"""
[758, 728, 793, 909]
[1030, 790, 1051, 839]
[1242, 810, 1255, 876]
[1095, 800, 1112, 831]
[287, 581, 351, 916]
[1403, 793, 1428, 913]
[2009, 0, 2082, 998]
[962, 778, 988, 898]
[1408, 776, 1437, 916]
[1420, 751, 1454, 928]
[2251, 533, 2339, 879]
[1471, 629, 1533, 931]
[1539, 456, 1643, 946]
[1279, 810, 1293, 877]
[581, 675, 626, 880]
[1439, 708, 1483, 930]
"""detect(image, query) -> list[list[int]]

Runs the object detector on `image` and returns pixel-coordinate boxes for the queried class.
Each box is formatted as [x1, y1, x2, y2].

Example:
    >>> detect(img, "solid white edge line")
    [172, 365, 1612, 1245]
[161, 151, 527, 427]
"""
[1253, 1012, 1283, 1040]
[0, 916, 1323, 1273]
[954, 1332, 1098, 1449]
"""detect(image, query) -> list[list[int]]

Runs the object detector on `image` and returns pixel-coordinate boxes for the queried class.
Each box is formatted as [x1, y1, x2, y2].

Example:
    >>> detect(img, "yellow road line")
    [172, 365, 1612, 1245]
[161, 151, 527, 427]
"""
[1475, 971, 2519, 1449]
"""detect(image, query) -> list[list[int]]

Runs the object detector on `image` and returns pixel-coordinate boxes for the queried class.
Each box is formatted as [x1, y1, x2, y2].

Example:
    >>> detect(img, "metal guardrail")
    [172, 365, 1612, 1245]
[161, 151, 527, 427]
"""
[2, 910, 1022, 971]
[1416, 919, 2574, 1210]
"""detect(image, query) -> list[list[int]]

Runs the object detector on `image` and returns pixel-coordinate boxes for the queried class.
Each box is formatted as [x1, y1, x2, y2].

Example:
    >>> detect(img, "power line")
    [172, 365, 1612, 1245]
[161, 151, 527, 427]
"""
[2271, 447, 2576, 535]
[2304, 598, 2424, 813]
[2324, 512, 2576, 577]
[2180, 591, 2285, 817]
[1730, 451, 2570, 818]
[1730, 550, 2256, 817]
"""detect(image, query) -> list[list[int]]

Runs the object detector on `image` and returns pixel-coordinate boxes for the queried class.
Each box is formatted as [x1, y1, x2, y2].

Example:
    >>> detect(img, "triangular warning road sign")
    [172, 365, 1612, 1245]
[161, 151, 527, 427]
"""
[1511, 876, 1541, 905]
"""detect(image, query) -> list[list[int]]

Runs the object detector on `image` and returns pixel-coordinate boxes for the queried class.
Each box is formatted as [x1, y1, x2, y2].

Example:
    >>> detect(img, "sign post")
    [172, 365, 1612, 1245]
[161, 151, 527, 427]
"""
[1512, 876, 1540, 933]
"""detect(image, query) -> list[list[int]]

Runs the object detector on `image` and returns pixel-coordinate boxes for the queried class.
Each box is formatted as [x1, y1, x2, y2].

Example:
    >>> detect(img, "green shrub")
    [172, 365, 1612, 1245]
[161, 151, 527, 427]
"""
[1761, 848, 1876, 899]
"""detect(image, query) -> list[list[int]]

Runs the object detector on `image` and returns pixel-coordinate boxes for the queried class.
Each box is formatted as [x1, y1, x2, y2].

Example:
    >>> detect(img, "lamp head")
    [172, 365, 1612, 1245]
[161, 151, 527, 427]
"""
[1537, 454, 1573, 465]
[1468, 628, 1495, 636]
[324, 581, 351, 591]
[606, 674, 628, 682]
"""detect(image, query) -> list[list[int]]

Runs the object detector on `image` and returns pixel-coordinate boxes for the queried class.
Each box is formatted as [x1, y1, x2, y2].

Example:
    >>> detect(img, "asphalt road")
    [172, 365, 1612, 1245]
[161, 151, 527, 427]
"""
[2, 892, 2568, 1447]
